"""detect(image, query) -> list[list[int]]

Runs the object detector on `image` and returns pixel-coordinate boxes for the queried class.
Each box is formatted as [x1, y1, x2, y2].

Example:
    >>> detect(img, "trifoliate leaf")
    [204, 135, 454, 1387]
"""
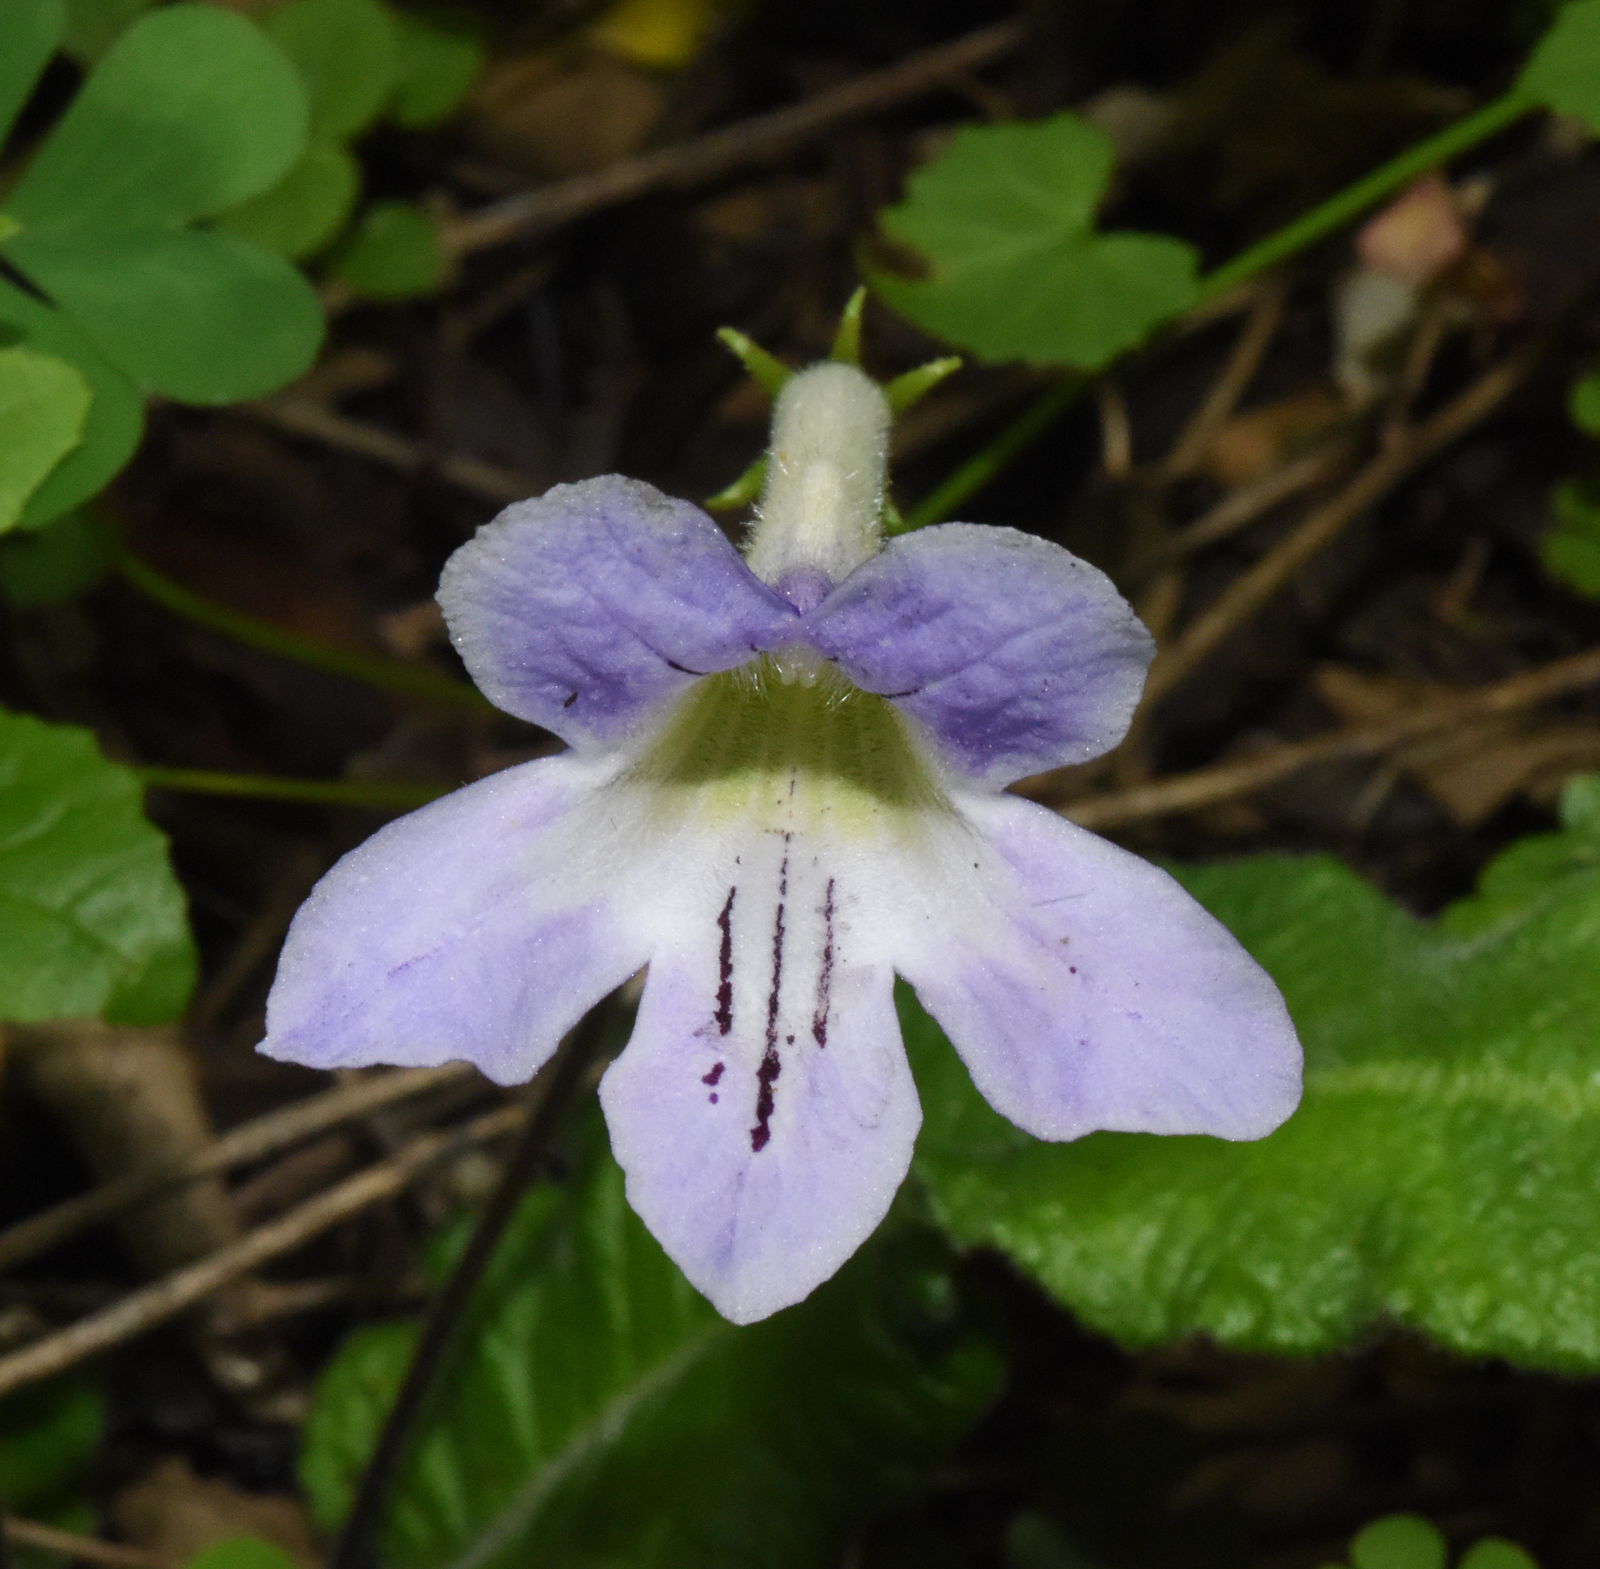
[0, 709, 196, 1025]
[0, 280, 143, 529]
[388, 11, 484, 128]
[263, 0, 398, 142]
[11, 226, 324, 403]
[1541, 478, 1600, 598]
[0, 347, 92, 535]
[1518, 0, 1600, 134]
[873, 113, 1200, 369]
[5, 4, 308, 231]
[0, 0, 63, 147]
[302, 1130, 998, 1569]
[327, 201, 447, 298]
[214, 140, 361, 261]
[911, 776, 1600, 1372]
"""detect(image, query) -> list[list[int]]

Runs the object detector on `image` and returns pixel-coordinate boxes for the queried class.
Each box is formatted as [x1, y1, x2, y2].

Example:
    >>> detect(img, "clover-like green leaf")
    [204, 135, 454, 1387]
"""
[328, 200, 448, 298]
[0, 709, 196, 1025]
[0, 0, 63, 147]
[1518, 0, 1600, 134]
[6, 4, 307, 232]
[13, 225, 324, 403]
[214, 140, 361, 260]
[388, 10, 485, 129]
[873, 113, 1200, 369]
[910, 776, 1600, 1371]
[0, 280, 143, 529]
[303, 1132, 998, 1569]
[0, 347, 91, 534]
[263, 0, 397, 142]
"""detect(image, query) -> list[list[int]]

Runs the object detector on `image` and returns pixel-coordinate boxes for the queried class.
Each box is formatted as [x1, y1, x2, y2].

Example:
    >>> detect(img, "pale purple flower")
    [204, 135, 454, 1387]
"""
[261, 362, 1301, 1324]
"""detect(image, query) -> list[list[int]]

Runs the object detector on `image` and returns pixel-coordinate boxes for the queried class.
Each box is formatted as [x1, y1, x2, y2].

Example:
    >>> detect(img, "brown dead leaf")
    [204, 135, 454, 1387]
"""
[113, 1456, 320, 1568]
[1202, 390, 1345, 490]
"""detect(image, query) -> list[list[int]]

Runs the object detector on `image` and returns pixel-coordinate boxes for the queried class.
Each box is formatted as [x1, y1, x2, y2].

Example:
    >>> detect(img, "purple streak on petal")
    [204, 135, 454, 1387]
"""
[260, 754, 647, 1086]
[895, 792, 1302, 1141]
[440, 476, 800, 747]
[600, 849, 920, 1324]
[804, 523, 1154, 787]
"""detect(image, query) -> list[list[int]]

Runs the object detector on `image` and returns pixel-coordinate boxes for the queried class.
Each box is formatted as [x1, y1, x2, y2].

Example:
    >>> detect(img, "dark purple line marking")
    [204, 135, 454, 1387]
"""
[750, 843, 790, 1154]
[562, 691, 578, 709]
[665, 658, 709, 676]
[701, 1061, 724, 1086]
[715, 887, 736, 1036]
[812, 877, 835, 1048]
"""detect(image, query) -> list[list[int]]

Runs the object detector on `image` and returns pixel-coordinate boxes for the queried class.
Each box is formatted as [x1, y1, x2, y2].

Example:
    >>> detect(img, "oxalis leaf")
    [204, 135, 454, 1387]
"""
[909, 776, 1600, 1371]
[0, 346, 92, 534]
[872, 113, 1200, 370]
[0, 710, 196, 1025]
[302, 1129, 998, 1569]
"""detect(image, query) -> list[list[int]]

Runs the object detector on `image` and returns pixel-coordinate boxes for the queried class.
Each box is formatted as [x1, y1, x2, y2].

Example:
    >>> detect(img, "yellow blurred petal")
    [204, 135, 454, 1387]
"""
[590, 0, 725, 70]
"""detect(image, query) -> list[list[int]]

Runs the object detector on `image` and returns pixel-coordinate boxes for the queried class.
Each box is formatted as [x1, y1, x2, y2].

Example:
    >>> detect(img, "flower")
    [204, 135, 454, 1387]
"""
[261, 359, 1302, 1324]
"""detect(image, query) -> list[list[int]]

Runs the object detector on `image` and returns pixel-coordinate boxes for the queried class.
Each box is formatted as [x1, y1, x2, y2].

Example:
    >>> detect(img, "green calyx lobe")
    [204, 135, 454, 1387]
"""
[637, 657, 946, 835]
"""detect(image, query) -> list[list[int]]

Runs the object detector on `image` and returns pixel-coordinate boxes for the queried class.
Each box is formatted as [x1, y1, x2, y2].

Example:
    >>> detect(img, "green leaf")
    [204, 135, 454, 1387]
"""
[328, 200, 448, 298]
[1350, 1516, 1447, 1569]
[0, 509, 109, 606]
[184, 1541, 301, 1569]
[9, 226, 324, 402]
[911, 775, 1600, 1371]
[873, 113, 1200, 369]
[0, 1379, 103, 1516]
[387, 10, 484, 129]
[0, 0, 63, 148]
[214, 139, 361, 261]
[0, 708, 196, 1025]
[0, 347, 91, 534]
[1541, 478, 1600, 598]
[0, 280, 143, 529]
[6, 4, 308, 231]
[1458, 1541, 1540, 1569]
[60, 0, 153, 62]
[302, 1135, 998, 1569]
[263, 0, 398, 142]
[1519, 0, 1600, 134]
[1569, 366, 1600, 434]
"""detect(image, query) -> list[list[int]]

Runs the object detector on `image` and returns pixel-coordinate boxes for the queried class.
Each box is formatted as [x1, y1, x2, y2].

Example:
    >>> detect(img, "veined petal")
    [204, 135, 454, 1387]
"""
[894, 792, 1301, 1141]
[804, 523, 1154, 788]
[439, 476, 799, 748]
[262, 752, 649, 1085]
[599, 809, 921, 1325]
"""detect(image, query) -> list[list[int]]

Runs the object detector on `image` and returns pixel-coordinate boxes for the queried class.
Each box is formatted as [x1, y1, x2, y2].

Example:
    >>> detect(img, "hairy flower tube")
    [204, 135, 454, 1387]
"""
[261, 361, 1302, 1324]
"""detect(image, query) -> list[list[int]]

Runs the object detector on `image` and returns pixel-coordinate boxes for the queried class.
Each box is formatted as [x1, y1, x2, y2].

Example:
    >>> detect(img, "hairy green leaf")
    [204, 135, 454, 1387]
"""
[303, 1138, 997, 1569]
[911, 777, 1600, 1371]
[0, 709, 196, 1025]
[0, 281, 142, 529]
[873, 113, 1200, 369]
[1519, 0, 1600, 133]
[0, 347, 91, 534]
[264, 0, 397, 141]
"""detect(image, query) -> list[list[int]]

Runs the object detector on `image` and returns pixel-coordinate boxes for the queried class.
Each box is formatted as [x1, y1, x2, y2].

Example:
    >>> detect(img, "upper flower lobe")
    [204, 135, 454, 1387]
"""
[263, 452, 1301, 1324]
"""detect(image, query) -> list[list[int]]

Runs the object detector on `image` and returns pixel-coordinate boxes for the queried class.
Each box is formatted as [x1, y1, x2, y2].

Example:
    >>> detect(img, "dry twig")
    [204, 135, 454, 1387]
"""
[2, 1516, 173, 1569]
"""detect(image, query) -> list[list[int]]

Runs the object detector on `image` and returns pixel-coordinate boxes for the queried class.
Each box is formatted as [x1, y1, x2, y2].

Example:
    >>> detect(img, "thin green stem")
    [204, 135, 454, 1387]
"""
[1198, 90, 1530, 302]
[114, 549, 491, 712]
[903, 89, 1535, 527]
[137, 766, 448, 811]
